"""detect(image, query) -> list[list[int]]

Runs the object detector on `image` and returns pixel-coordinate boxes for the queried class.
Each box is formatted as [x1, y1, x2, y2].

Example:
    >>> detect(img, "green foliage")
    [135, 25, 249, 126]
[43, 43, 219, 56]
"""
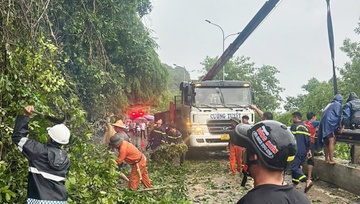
[118, 161, 191, 204]
[334, 143, 351, 160]
[0, 0, 172, 203]
[45, 0, 168, 120]
[151, 143, 188, 164]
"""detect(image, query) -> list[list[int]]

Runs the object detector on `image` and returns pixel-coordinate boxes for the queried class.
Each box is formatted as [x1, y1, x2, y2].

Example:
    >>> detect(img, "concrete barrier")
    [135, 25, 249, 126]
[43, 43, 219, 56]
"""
[303, 156, 360, 196]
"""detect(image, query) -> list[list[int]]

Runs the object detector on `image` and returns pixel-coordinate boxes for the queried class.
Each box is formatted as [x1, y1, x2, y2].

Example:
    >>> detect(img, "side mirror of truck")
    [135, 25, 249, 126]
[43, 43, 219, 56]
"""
[251, 91, 255, 102]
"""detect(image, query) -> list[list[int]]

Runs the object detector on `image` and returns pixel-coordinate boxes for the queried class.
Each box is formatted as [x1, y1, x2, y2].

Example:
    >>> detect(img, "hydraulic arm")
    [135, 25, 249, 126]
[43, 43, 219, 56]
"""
[202, 0, 280, 81]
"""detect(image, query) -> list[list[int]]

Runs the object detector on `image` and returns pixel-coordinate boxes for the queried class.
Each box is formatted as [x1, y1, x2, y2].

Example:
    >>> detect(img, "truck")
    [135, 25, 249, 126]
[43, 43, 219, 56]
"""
[154, 0, 281, 150]
[155, 80, 255, 149]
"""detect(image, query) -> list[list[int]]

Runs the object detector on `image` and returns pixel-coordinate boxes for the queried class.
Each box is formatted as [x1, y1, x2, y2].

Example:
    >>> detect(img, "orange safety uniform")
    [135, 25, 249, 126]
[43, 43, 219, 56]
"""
[116, 141, 152, 190]
[229, 128, 243, 174]
[229, 143, 243, 173]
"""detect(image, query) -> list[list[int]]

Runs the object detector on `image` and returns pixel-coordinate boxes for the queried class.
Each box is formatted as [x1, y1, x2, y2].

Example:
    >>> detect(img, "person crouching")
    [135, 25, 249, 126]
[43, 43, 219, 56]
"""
[108, 132, 152, 190]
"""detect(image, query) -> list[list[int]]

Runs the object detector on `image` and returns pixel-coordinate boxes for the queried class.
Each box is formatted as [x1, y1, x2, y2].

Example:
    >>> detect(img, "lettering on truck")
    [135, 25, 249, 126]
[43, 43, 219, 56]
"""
[209, 113, 242, 119]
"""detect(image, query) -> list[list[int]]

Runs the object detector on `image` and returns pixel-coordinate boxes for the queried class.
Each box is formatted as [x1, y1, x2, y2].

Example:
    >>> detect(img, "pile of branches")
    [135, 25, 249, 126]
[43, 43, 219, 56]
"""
[151, 143, 188, 164]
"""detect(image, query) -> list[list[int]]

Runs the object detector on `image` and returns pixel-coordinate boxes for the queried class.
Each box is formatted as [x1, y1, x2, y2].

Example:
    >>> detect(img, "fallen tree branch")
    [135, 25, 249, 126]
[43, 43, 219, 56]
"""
[136, 186, 169, 192]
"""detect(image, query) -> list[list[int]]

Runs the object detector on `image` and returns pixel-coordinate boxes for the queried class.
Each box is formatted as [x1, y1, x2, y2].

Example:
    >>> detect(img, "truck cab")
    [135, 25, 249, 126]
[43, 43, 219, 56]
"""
[174, 80, 255, 148]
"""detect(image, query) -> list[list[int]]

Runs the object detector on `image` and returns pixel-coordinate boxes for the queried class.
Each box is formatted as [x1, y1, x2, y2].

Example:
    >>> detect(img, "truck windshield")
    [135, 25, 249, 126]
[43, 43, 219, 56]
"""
[194, 87, 251, 107]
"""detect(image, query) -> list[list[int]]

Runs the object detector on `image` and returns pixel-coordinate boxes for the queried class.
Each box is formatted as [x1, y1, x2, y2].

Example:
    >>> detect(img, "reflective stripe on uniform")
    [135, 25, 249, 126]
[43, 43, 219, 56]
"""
[168, 136, 181, 139]
[27, 198, 67, 204]
[294, 125, 310, 136]
[29, 167, 66, 182]
[17, 137, 29, 152]
[291, 131, 310, 136]
[154, 130, 166, 134]
[292, 175, 306, 183]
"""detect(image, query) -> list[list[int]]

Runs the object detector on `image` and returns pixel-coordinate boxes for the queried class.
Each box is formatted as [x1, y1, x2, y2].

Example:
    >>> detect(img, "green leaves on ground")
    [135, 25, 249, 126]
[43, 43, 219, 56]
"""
[151, 143, 188, 164]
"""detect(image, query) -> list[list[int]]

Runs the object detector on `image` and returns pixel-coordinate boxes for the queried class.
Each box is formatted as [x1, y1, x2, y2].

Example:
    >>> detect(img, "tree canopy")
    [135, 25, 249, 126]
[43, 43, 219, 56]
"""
[0, 0, 169, 202]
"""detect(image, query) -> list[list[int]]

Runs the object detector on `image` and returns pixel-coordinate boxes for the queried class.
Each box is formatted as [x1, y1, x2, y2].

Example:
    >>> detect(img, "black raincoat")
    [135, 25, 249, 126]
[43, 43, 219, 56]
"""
[12, 116, 70, 203]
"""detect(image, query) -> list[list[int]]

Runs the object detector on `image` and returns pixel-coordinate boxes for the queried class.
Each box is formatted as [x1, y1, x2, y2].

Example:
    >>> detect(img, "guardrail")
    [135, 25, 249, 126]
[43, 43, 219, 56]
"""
[336, 129, 360, 144]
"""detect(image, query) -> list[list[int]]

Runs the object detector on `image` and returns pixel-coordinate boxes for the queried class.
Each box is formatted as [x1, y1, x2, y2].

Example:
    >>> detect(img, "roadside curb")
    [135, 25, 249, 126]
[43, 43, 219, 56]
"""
[303, 156, 360, 196]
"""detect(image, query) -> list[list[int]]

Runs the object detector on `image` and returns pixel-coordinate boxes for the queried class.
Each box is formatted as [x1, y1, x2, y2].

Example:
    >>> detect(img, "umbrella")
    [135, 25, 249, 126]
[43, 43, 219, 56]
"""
[125, 119, 132, 122]
[134, 117, 147, 123]
[144, 115, 154, 121]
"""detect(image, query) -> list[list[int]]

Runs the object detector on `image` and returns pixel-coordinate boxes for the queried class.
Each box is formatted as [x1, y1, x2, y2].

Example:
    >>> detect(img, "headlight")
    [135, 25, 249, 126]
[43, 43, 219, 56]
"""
[191, 127, 204, 135]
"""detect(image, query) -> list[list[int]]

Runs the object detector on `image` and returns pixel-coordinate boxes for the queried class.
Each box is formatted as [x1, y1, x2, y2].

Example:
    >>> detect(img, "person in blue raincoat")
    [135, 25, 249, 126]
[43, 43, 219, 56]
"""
[317, 94, 343, 164]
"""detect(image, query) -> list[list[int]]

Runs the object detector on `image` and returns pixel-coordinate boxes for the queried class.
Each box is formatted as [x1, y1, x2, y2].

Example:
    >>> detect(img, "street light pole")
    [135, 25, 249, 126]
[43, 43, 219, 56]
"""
[205, 20, 225, 54]
[205, 19, 229, 81]
[224, 32, 241, 42]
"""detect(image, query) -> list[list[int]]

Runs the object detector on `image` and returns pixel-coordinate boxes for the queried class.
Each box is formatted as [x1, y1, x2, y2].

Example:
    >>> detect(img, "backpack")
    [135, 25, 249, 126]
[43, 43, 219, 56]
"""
[349, 99, 360, 127]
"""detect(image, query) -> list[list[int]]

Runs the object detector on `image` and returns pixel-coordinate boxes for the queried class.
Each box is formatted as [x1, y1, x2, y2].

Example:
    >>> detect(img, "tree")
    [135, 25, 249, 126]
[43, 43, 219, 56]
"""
[0, 0, 171, 202]
[284, 95, 305, 112]
[339, 21, 360, 97]
[46, 0, 168, 119]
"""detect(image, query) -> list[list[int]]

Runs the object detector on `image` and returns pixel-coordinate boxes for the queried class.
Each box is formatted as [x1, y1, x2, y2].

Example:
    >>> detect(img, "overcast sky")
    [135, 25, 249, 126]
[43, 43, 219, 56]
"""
[145, 0, 360, 100]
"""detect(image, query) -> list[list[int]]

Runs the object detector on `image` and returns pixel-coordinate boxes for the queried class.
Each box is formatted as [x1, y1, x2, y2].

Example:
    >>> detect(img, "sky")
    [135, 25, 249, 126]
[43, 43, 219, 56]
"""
[144, 0, 360, 100]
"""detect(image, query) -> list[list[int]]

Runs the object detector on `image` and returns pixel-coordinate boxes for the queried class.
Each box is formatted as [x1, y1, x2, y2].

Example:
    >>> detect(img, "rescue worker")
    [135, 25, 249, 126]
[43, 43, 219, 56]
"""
[148, 118, 166, 150]
[248, 104, 273, 120]
[317, 94, 343, 164]
[109, 133, 152, 190]
[290, 112, 313, 193]
[340, 92, 360, 162]
[166, 124, 183, 144]
[166, 124, 186, 165]
[303, 112, 319, 184]
[12, 106, 70, 203]
[228, 117, 243, 175]
[234, 120, 310, 204]
[241, 115, 250, 124]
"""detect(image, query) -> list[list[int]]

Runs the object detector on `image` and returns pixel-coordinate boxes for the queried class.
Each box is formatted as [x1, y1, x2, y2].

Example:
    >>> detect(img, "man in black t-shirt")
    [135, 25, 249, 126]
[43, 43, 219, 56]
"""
[233, 120, 310, 204]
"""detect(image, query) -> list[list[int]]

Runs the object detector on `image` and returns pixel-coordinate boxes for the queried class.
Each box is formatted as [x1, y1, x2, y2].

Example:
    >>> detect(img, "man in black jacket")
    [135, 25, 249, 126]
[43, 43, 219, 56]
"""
[12, 106, 70, 203]
[148, 118, 166, 150]
[234, 121, 310, 204]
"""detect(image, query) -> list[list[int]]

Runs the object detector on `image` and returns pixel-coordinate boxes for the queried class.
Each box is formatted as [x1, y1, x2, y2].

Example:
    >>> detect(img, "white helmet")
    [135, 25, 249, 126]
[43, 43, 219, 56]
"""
[47, 124, 70, 144]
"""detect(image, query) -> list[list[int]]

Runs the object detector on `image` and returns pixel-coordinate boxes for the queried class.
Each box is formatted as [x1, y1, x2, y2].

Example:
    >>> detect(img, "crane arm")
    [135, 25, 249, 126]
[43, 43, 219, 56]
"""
[202, 0, 280, 81]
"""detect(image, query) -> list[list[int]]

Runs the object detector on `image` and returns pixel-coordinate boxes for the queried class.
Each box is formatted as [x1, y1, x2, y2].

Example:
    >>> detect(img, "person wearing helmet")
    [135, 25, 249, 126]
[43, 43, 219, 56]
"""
[109, 132, 152, 190]
[234, 120, 310, 204]
[12, 106, 70, 203]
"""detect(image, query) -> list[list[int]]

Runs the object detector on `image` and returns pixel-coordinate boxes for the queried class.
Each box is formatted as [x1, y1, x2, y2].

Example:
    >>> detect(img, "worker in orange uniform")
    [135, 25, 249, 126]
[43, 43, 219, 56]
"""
[109, 132, 152, 190]
[228, 117, 243, 175]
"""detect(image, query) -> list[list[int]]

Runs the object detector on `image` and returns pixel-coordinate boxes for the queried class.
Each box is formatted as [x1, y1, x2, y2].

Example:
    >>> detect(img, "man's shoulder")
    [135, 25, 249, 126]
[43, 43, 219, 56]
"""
[237, 184, 310, 204]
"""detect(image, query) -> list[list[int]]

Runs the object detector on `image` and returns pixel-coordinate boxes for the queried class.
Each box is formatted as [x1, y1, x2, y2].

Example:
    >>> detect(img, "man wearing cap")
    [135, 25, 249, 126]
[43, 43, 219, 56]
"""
[234, 120, 310, 204]
[228, 117, 243, 175]
[109, 132, 152, 190]
[12, 106, 70, 203]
